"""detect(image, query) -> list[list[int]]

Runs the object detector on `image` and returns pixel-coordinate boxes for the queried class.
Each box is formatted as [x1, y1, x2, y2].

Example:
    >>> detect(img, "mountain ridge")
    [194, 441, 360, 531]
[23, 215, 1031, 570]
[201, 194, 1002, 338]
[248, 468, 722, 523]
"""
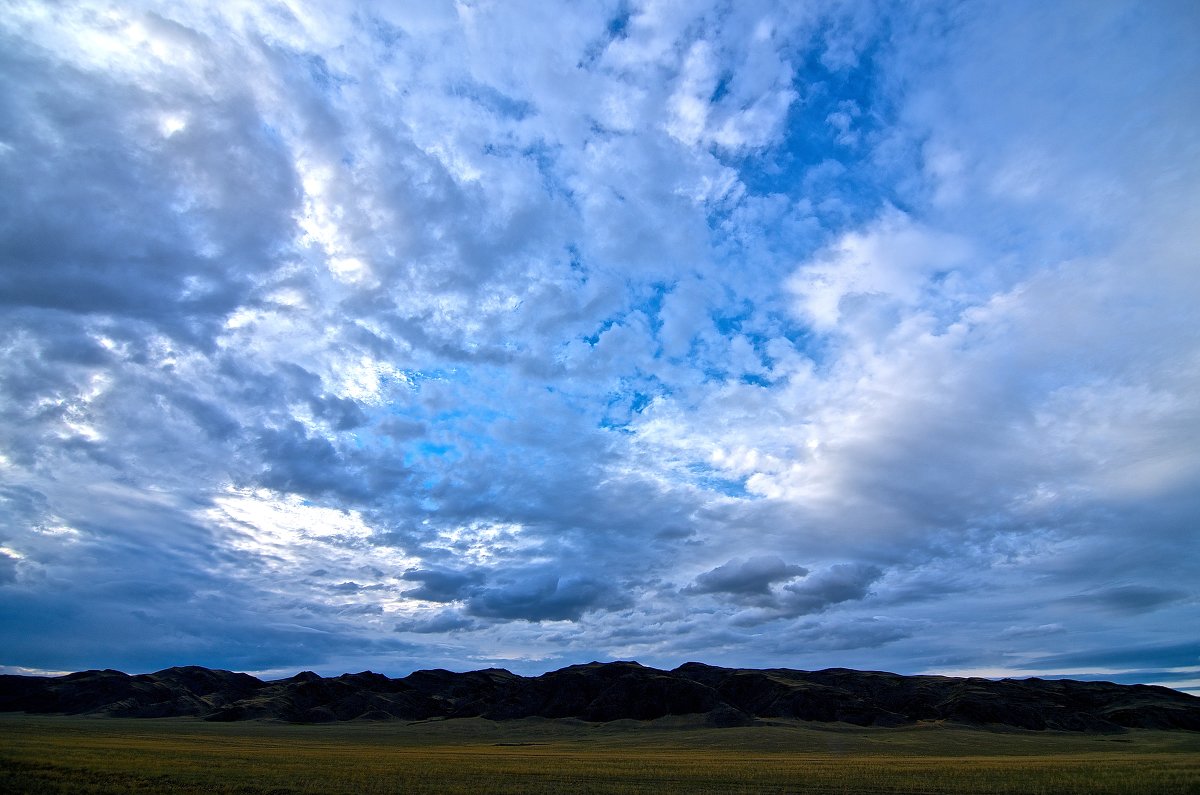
[2, 661, 1197, 732]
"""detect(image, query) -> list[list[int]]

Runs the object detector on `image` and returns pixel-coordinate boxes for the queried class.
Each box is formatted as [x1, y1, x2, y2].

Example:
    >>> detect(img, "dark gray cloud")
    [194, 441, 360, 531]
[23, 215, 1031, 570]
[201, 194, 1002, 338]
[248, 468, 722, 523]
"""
[788, 617, 919, 653]
[686, 556, 808, 596]
[394, 612, 477, 635]
[0, 38, 297, 347]
[1065, 585, 1190, 615]
[998, 623, 1066, 640]
[780, 564, 883, 617]
[465, 575, 627, 622]
[254, 423, 367, 501]
[401, 569, 485, 603]
[0, 551, 17, 584]
[0, 484, 51, 534]
[1019, 642, 1200, 673]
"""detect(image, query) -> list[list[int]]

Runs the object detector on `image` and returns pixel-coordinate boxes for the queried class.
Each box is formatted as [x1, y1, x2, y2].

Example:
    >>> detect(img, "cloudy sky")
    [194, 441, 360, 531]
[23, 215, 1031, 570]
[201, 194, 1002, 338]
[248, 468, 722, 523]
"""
[2, 0, 1198, 692]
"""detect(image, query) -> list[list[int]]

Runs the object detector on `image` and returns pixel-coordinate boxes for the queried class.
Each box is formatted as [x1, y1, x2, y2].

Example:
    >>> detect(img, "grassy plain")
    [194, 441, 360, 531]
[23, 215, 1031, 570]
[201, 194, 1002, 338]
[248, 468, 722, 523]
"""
[1, 713, 1198, 794]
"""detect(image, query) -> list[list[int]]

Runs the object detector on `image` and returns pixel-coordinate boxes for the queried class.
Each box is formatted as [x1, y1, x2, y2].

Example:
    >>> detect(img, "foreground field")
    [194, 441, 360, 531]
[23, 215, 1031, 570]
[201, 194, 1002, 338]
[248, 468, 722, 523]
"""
[1, 714, 1198, 794]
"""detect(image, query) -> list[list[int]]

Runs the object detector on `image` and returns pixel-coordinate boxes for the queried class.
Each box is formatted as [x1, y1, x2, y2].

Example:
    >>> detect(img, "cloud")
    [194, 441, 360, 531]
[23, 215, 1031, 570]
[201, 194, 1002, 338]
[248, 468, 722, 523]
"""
[686, 556, 807, 597]
[998, 624, 1066, 640]
[0, 549, 18, 584]
[254, 423, 369, 501]
[1019, 642, 1200, 673]
[780, 564, 883, 617]
[400, 568, 484, 603]
[788, 616, 920, 653]
[0, 26, 298, 345]
[1065, 585, 1190, 615]
[394, 612, 477, 635]
[465, 574, 627, 623]
[787, 207, 972, 333]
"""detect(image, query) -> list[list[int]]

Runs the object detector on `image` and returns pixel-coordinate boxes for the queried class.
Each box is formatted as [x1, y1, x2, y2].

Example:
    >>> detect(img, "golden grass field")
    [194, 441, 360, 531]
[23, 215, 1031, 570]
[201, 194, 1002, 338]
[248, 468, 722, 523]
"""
[2, 714, 1198, 794]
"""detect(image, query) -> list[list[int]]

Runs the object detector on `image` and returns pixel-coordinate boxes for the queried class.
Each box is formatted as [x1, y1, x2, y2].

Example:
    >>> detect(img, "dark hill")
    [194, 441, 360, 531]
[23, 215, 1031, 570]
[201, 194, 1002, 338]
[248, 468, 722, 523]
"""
[1, 661, 1197, 732]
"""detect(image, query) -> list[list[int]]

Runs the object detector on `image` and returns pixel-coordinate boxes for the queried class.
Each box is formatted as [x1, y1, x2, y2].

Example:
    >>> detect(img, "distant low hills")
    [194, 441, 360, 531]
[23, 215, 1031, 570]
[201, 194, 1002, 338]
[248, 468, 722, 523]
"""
[2, 661, 1197, 732]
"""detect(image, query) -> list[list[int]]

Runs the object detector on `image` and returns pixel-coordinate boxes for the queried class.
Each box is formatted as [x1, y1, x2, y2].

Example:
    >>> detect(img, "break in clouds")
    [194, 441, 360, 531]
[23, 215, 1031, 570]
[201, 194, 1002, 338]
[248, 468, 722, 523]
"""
[1, 0, 1198, 691]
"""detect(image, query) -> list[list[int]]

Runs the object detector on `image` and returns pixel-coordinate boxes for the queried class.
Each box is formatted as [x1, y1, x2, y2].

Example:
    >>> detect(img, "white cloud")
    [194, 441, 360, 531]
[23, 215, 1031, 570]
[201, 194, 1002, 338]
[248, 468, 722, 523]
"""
[787, 207, 972, 333]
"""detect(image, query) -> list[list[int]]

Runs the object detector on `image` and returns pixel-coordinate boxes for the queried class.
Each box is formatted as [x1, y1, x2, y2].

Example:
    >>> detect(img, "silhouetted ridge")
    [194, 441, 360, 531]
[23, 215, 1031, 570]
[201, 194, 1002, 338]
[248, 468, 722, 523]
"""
[1, 662, 1197, 731]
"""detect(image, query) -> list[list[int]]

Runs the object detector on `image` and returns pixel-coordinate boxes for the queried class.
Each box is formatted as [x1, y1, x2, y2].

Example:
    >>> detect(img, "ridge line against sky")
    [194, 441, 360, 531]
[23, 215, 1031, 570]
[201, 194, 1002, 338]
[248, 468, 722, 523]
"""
[0, 0, 1198, 694]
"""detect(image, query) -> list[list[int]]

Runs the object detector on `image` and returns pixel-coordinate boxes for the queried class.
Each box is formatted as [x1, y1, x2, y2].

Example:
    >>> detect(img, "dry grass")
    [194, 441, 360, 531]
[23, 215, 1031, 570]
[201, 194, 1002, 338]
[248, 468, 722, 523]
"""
[1, 714, 1197, 794]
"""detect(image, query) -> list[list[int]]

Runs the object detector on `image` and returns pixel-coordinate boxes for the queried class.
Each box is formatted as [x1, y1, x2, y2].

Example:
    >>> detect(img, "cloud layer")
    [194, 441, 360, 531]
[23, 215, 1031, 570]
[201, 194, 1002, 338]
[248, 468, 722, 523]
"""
[1, 0, 1197, 690]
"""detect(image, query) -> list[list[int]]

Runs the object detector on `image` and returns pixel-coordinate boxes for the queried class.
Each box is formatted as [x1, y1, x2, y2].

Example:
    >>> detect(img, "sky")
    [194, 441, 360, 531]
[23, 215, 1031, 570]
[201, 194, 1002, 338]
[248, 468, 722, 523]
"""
[1, 1, 1198, 693]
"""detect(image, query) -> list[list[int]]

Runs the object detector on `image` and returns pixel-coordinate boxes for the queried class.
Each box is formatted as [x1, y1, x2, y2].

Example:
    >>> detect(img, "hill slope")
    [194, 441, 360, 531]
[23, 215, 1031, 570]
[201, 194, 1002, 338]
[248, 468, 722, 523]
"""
[2, 661, 1197, 731]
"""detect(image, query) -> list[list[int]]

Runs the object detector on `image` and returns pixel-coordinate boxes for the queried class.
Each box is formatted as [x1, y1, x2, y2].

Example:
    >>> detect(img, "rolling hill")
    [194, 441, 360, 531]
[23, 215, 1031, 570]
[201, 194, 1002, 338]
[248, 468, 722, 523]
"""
[2, 661, 1197, 731]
